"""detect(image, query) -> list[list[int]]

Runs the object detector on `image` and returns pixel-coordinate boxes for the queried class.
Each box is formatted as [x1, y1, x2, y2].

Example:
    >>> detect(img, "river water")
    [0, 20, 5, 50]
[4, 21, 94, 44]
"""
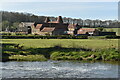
[1, 60, 119, 78]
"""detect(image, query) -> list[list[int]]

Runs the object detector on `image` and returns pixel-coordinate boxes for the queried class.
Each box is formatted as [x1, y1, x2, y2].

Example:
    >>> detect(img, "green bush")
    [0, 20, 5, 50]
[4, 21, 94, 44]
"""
[88, 36, 106, 39]
[105, 35, 120, 39]
[1, 35, 88, 39]
[75, 35, 88, 39]
[1, 32, 11, 35]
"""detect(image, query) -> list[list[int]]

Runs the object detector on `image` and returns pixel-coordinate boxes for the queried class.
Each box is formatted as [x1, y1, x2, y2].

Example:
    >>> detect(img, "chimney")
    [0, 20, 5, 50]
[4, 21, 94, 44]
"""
[44, 17, 50, 23]
[57, 16, 63, 23]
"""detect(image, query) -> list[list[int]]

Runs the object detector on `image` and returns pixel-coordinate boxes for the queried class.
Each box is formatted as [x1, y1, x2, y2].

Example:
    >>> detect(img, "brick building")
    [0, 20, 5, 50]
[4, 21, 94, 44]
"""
[19, 16, 80, 35]
[18, 16, 116, 36]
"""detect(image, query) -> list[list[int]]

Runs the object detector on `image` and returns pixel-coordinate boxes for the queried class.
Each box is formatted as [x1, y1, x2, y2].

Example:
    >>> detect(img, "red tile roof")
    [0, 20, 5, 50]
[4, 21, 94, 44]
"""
[41, 27, 55, 32]
[78, 28, 96, 34]
[36, 24, 43, 29]
[79, 28, 96, 32]
[48, 21, 59, 23]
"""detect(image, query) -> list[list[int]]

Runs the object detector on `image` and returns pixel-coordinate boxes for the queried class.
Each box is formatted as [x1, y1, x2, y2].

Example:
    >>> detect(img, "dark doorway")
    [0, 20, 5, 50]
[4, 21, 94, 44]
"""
[28, 26, 31, 34]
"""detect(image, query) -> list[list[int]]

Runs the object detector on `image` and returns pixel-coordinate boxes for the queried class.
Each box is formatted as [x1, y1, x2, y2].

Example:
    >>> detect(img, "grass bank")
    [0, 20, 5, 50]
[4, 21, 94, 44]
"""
[50, 48, 119, 61]
[9, 55, 47, 61]
[1, 39, 120, 61]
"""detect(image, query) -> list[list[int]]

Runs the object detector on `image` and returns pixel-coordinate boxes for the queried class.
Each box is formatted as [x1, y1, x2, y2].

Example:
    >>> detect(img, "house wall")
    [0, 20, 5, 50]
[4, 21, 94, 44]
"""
[52, 29, 66, 35]
[94, 30, 100, 36]
[18, 22, 34, 34]
[90, 30, 99, 36]
[18, 23, 28, 32]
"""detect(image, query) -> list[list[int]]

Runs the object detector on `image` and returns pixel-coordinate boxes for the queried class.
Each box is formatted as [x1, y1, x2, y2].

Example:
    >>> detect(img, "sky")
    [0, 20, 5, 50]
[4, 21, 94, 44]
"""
[0, 1, 119, 20]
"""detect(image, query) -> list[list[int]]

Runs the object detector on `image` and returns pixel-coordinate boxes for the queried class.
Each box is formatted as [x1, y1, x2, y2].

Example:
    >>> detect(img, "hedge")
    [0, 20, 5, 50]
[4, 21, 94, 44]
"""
[1, 35, 88, 39]
[0, 33, 11, 35]
[88, 36, 106, 39]
[105, 35, 120, 39]
[2, 35, 120, 39]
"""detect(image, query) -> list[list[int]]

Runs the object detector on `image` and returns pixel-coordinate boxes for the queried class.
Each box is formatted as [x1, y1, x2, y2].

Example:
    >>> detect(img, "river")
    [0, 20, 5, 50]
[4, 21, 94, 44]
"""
[1, 60, 119, 78]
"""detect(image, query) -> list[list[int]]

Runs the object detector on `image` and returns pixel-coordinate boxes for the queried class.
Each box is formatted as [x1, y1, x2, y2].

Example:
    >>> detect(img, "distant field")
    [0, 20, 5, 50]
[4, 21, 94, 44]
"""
[104, 28, 120, 36]
[2, 39, 118, 50]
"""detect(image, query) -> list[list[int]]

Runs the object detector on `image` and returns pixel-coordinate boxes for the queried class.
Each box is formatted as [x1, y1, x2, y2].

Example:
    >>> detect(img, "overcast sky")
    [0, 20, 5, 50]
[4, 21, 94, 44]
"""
[0, 1, 119, 20]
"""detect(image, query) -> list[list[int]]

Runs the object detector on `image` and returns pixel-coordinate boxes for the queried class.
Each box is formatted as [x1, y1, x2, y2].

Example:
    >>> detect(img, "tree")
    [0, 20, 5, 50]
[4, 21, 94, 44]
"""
[9, 22, 20, 32]
[103, 28, 107, 32]
[97, 27, 104, 32]
[0, 22, 2, 31]
[1, 11, 119, 30]
[2, 21, 10, 31]
[13, 22, 19, 29]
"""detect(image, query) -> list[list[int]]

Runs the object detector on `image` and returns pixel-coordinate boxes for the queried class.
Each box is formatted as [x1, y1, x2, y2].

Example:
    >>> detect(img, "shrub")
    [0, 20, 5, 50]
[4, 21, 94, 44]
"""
[75, 35, 88, 39]
[105, 35, 117, 39]
[1, 32, 11, 35]
[88, 36, 106, 39]
[2, 35, 88, 39]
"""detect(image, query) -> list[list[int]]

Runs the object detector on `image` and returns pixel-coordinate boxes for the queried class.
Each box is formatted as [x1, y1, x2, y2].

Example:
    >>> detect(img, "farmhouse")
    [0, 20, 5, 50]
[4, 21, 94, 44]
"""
[32, 16, 68, 35]
[18, 16, 116, 36]
[18, 16, 80, 35]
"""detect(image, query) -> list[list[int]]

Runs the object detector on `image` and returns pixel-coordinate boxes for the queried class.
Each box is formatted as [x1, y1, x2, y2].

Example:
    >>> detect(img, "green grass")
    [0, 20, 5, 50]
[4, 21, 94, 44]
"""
[1, 39, 119, 61]
[9, 55, 47, 61]
[50, 49, 119, 61]
[2, 39, 118, 50]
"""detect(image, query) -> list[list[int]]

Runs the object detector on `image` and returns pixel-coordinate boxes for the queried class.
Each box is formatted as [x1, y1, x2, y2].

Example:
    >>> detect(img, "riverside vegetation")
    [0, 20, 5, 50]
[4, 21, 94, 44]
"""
[1, 39, 120, 61]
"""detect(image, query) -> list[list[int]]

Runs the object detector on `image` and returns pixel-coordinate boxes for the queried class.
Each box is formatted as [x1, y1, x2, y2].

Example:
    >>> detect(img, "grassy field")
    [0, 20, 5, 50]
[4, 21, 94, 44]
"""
[2, 39, 118, 50]
[1, 39, 119, 61]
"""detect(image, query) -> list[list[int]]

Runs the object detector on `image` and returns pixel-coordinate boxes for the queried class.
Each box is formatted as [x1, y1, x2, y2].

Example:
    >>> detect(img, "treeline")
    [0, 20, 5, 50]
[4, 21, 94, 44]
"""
[0, 11, 46, 31]
[0, 11, 120, 31]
